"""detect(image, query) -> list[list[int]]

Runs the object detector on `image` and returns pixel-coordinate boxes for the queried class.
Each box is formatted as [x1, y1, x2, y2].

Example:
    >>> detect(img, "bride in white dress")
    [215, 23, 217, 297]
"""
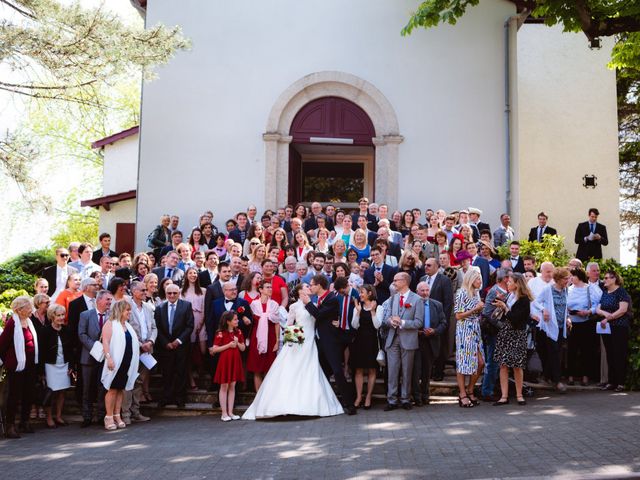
[242, 284, 343, 420]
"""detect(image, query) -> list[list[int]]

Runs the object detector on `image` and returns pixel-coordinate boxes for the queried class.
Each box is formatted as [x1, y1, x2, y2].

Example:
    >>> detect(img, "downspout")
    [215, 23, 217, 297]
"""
[503, 12, 527, 218]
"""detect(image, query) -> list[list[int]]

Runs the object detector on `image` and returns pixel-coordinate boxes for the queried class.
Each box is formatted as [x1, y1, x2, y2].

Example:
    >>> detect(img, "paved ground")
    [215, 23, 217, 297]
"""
[1, 391, 639, 480]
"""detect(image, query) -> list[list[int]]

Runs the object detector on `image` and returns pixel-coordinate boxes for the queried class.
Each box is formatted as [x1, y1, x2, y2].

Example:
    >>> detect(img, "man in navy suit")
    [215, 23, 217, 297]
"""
[528, 212, 558, 242]
[154, 284, 194, 407]
[575, 208, 609, 261]
[466, 242, 490, 292]
[301, 274, 357, 415]
[363, 246, 396, 305]
[203, 262, 232, 321]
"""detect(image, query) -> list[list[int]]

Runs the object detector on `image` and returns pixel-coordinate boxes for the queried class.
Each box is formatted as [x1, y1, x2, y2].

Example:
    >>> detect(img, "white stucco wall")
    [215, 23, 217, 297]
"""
[98, 199, 137, 248]
[516, 25, 619, 259]
[136, 0, 515, 249]
[102, 134, 139, 196]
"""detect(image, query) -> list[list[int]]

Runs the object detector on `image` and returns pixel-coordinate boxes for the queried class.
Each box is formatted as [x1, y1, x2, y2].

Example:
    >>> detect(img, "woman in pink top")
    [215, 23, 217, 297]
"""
[180, 267, 205, 390]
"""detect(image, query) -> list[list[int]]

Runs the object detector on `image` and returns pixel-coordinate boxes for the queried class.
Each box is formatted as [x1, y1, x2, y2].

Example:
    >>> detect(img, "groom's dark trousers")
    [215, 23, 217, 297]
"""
[306, 292, 356, 408]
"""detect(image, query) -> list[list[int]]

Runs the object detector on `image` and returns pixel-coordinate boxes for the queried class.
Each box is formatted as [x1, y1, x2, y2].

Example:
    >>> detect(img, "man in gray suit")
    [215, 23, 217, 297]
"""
[78, 290, 113, 427]
[121, 281, 157, 424]
[151, 250, 185, 286]
[412, 281, 448, 406]
[382, 272, 425, 410]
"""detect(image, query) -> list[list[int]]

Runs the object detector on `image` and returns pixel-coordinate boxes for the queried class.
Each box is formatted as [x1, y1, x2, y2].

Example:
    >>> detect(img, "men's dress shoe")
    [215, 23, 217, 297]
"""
[5, 427, 20, 439]
[422, 398, 430, 406]
[413, 399, 423, 407]
[431, 375, 444, 382]
[157, 401, 167, 408]
[176, 402, 186, 408]
[81, 419, 92, 428]
[384, 403, 398, 411]
[346, 406, 357, 416]
[18, 423, 34, 433]
[401, 402, 412, 410]
[122, 416, 132, 426]
[132, 414, 150, 422]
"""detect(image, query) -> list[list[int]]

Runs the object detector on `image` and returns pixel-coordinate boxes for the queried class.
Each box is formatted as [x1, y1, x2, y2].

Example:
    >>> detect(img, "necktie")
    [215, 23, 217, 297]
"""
[340, 295, 349, 330]
[98, 313, 104, 329]
[424, 301, 431, 328]
[537, 227, 541, 242]
[167, 268, 173, 279]
[590, 223, 595, 234]
[168, 303, 175, 332]
[399, 295, 404, 308]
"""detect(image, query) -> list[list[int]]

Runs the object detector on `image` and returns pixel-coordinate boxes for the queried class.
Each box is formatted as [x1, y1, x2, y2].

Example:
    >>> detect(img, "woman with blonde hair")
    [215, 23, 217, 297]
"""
[101, 299, 140, 430]
[248, 244, 267, 273]
[454, 269, 485, 408]
[398, 250, 422, 291]
[40, 304, 74, 427]
[314, 227, 331, 255]
[492, 273, 533, 405]
[350, 229, 370, 263]
[292, 230, 313, 262]
[0, 296, 39, 438]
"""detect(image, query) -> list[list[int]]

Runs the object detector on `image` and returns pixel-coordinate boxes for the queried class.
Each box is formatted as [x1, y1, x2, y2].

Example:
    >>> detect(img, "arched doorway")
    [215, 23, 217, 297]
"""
[262, 71, 403, 210]
[288, 97, 375, 207]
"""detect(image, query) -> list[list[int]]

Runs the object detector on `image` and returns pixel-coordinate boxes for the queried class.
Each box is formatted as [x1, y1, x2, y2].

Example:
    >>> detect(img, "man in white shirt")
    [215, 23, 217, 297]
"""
[43, 247, 78, 301]
[528, 262, 555, 322]
[198, 251, 219, 288]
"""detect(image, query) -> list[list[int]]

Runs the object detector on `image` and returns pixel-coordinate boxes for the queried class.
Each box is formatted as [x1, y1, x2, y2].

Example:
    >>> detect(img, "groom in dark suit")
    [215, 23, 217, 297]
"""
[155, 284, 194, 407]
[574, 208, 608, 261]
[301, 274, 357, 415]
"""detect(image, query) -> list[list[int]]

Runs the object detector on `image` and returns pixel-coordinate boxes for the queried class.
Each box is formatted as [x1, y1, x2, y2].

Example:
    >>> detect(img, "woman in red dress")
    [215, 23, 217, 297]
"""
[246, 281, 281, 392]
[239, 271, 262, 304]
[211, 311, 246, 422]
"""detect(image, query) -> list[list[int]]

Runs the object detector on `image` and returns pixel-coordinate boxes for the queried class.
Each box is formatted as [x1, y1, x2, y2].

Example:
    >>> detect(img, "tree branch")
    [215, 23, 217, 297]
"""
[0, 0, 36, 19]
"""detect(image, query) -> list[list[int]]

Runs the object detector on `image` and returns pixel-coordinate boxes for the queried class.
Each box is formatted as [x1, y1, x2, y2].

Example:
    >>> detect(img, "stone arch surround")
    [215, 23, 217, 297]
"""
[263, 71, 403, 209]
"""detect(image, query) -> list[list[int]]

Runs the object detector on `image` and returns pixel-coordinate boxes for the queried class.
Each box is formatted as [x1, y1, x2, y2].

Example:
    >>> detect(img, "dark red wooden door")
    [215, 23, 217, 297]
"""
[289, 97, 375, 146]
[116, 223, 136, 255]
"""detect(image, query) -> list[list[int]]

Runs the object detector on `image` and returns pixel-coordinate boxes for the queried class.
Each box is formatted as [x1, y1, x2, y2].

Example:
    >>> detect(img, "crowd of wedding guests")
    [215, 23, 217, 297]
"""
[0, 199, 632, 435]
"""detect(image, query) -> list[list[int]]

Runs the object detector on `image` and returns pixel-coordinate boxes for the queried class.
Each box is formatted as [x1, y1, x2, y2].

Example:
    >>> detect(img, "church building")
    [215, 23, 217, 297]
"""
[86, 0, 620, 259]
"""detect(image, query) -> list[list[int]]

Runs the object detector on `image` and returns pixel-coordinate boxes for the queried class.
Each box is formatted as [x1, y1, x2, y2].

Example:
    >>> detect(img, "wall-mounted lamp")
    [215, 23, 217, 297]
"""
[583, 174, 597, 188]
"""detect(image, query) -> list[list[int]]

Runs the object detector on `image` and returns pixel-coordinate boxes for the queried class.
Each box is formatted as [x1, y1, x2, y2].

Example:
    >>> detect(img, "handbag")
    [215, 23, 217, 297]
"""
[527, 349, 543, 374]
[376, 348, 386, 367]
[90, 340, 105, 362]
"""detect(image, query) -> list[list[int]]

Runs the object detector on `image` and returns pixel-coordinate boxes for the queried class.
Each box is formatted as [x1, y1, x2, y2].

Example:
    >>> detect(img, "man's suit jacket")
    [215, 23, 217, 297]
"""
[351, 212, 377, 228]
[78, 308, 105, 365]
[67, 295, 90, 360]
[425, 272, 453, 319]
[419, 298, 447, 357]
[528, 225, 558, 242]
[575, 222, 608, 261]
[128, 301, 158, 349]
[204, 279, 225, 321]
[303, 214, 334, 233]
[381, 291, 425, 350]
[151, 266, 185, 286]
[363, 264, 397, 305]
[338, 287, 360, 332]
[476, 221, 491, 234]
[472, 256, 491, 290]
[154, 299, 194, 350]
[198, 269, 217, 289]
[387, 241, 402, 260]
[228, 227, 248, 245]
[510, 257, 526, 273]
[42, 264, 78, 297]
[366, 231, 378, 247]
[91, 249, 117, 266]
[205, 296, 252, 347]
[305, 292, 341, 344]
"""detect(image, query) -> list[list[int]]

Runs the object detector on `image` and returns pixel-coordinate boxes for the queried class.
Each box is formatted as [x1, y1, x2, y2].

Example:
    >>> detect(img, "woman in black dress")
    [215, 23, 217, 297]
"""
[492, 273, 533, 406]
[350, 284, 381, 409]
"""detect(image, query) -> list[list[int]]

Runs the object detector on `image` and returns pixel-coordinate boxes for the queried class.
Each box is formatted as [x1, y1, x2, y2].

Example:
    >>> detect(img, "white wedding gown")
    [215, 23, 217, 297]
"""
[242, 301, 344, 420]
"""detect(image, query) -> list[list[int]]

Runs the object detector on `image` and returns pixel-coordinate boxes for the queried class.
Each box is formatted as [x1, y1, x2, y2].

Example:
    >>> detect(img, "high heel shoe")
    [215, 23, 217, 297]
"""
[104, 416, 117, 431]
[516, 397, 527, 406]
[113, 414, 126, 429]
[458, 395, 474, 408]
[363, 400, 372, 410]
[493, 398, 510, 406]
[467, 392, 479, 406]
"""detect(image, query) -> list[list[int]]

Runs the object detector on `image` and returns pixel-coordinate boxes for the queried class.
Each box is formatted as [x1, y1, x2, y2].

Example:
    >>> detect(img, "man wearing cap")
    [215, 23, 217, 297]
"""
[468, 208, 490, 237]
[456, 210, 480, 242]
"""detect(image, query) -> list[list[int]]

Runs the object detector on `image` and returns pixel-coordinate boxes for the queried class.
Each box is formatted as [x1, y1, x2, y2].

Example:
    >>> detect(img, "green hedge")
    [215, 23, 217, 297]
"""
[0, 249, 54, 317]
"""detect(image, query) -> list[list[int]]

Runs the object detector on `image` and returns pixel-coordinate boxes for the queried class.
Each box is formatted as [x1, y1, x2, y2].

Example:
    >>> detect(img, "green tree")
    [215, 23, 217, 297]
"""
[0, 0, 189, 203]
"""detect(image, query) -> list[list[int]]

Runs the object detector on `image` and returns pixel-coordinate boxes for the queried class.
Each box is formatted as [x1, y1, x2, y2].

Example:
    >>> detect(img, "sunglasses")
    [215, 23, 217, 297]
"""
[59, 253, 69, 258]
[166, 292, 179, 296]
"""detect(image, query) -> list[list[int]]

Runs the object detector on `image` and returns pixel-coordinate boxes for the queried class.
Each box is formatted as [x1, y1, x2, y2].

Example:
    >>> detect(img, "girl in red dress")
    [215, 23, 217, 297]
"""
[210, 311, 245, 422]
[246, 281, 281, 392]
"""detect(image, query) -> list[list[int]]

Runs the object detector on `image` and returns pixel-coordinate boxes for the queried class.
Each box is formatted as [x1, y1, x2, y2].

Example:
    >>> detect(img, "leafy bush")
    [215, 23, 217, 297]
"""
[0, 288, 31, 325]
[495, 234, 571, 266]
[0, 266, 36, 295]
[2, 249, 55, 276]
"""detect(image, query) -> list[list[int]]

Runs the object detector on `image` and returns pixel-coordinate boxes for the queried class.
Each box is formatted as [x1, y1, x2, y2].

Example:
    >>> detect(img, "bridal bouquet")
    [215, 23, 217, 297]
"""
[283, 324, 305, 346]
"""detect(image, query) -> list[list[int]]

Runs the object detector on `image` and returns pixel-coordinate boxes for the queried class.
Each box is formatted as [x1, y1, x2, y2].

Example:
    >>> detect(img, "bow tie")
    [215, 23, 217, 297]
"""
[511, 257, 518, 261]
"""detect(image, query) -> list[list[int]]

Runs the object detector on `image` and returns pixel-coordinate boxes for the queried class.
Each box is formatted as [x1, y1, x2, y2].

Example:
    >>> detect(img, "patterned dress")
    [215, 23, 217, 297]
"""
[455, 288, 484, 375]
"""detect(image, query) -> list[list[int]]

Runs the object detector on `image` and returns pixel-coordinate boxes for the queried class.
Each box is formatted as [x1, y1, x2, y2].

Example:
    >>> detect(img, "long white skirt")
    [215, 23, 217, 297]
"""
[242, 338, 343, 420]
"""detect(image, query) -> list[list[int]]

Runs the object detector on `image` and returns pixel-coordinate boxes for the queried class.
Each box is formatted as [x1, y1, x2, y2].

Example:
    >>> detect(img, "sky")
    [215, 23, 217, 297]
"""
[0, 1, 637, 265]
